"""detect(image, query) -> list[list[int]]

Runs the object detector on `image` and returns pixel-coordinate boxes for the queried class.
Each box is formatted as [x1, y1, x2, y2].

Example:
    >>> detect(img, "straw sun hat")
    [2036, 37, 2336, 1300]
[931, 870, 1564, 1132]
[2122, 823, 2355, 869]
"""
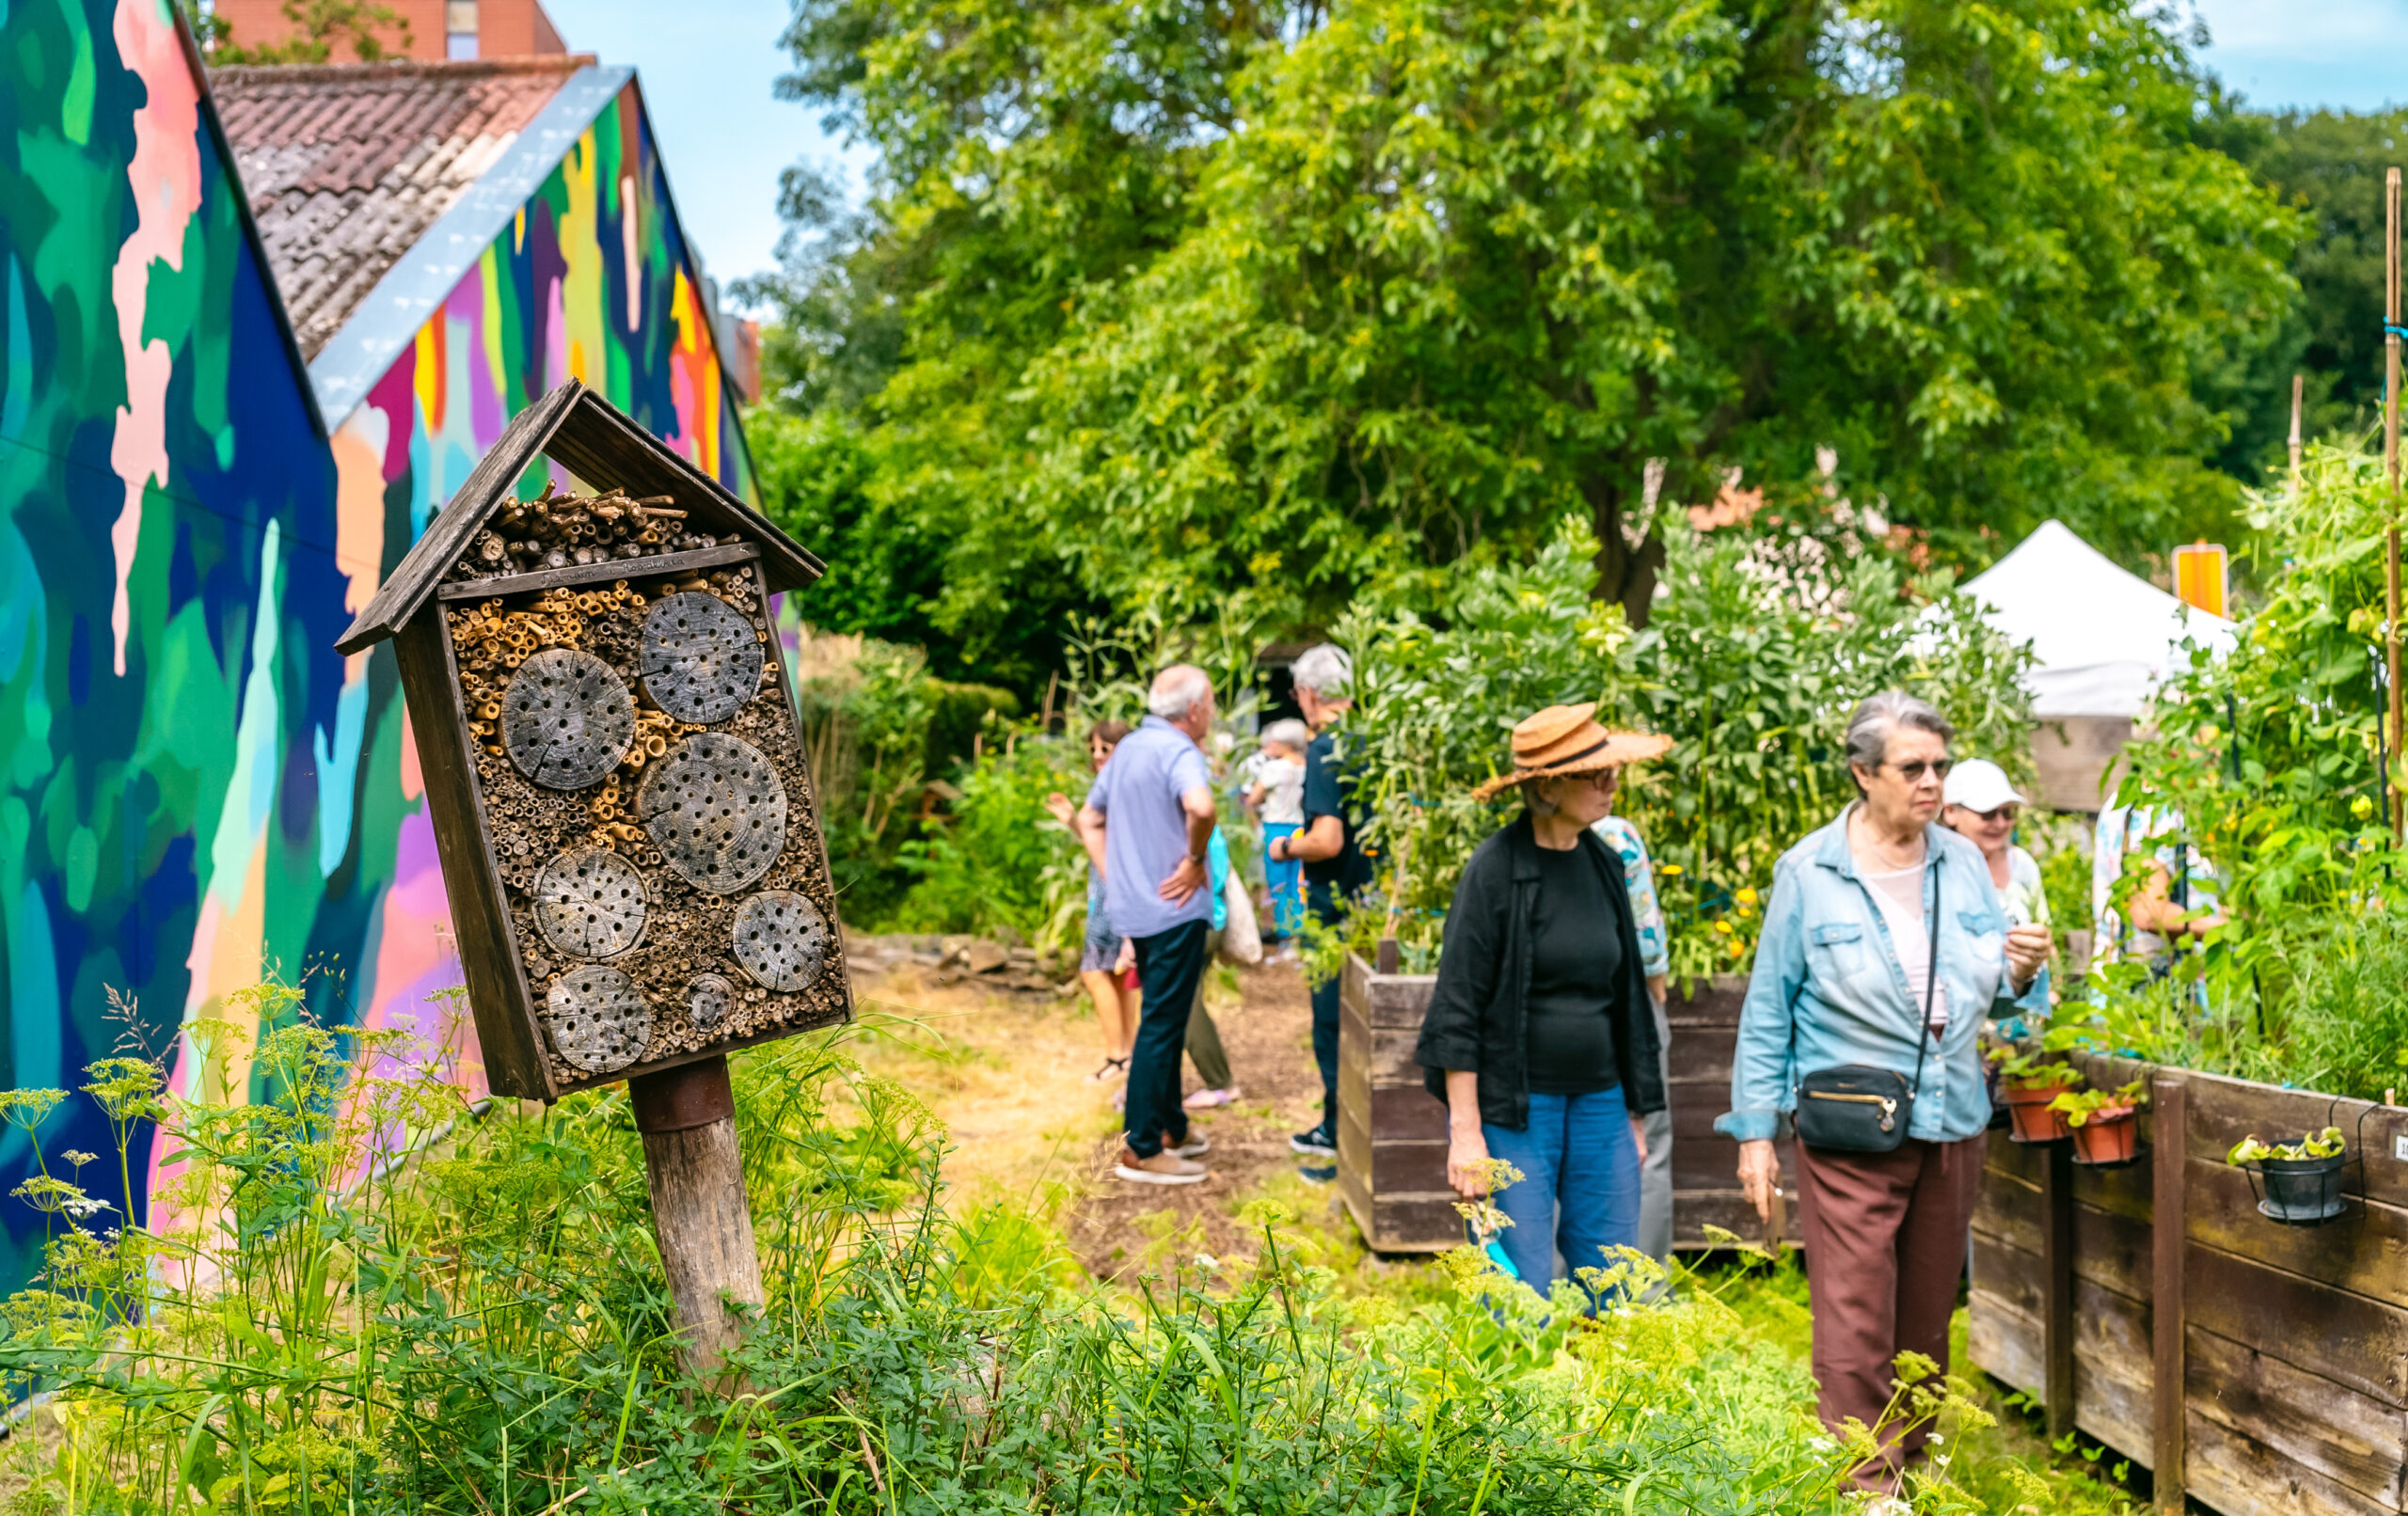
[1469, 703, 1673, 802]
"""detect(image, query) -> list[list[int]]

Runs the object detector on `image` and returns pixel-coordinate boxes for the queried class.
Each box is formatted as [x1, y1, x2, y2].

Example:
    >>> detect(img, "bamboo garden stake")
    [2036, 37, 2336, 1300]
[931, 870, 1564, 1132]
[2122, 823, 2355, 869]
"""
[2389, 168, 2402, 842]
[2289, 372, 2304, 494]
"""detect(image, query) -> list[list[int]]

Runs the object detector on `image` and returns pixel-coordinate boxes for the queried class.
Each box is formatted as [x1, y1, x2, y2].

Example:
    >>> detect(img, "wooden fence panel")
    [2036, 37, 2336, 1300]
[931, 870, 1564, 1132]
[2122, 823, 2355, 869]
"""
[1969, 1056, 2408, 1516]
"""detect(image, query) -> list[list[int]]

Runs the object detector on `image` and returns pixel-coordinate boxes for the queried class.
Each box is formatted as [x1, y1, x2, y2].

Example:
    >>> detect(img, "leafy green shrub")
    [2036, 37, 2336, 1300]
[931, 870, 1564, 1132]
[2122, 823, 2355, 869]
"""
[2048, 441, 2408, 1096]
[1323, 508, 2032, 983]
[2, 987, 2017, 1515]
[888, 734, 1092, 954]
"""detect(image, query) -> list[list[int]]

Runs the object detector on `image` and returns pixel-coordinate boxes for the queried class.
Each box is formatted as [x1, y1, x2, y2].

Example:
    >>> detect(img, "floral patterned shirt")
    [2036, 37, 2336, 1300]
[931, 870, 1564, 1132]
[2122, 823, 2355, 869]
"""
[1591, 814, 1670, 981]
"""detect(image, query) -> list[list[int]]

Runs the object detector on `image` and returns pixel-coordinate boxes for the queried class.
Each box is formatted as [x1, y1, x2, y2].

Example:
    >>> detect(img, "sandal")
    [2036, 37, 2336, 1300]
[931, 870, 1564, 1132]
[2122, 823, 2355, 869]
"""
[1088, 1055, 1129, 1083]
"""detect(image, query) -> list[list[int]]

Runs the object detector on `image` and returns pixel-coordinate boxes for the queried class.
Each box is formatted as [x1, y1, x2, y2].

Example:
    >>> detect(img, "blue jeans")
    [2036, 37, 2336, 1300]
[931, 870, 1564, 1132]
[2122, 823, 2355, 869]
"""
[1261, 823, 1303, 937]
[1483, 1087, 1641, 1312]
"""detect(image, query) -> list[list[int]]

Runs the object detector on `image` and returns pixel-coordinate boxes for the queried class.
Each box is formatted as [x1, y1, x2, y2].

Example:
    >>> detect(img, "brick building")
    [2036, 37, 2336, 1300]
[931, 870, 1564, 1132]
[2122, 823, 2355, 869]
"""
[213, 0, 568, 62]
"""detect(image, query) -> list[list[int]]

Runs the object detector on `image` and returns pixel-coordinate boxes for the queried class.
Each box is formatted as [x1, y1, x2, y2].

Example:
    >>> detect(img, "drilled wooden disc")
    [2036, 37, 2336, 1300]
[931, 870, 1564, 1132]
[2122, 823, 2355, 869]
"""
[641, 592, 765, 724]
[501, 648, 635, 788]
[543, 964, 652, 1074]
[688, 972, 734, 1034]
[731, 890, 831, 993]
[531, 847, 648, 959]
[637, 733, 788, 892]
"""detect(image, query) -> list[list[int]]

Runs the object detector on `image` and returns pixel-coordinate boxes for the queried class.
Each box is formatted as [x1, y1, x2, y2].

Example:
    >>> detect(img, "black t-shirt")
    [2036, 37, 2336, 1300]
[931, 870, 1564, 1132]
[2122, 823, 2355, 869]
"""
[1301, 730, 1374, 910]
[1524, 843, 1625, 1095]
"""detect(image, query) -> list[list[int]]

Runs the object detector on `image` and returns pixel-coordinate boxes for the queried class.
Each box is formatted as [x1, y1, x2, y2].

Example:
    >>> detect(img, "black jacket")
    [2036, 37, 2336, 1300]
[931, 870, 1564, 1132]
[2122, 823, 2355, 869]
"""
[1413, 814, 1668, 1130]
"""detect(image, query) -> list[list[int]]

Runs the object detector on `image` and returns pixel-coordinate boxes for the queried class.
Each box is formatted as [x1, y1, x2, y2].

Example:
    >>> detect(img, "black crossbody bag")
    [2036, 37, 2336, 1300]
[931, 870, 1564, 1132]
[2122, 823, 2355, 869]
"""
[1794, 867, 1941, 1154]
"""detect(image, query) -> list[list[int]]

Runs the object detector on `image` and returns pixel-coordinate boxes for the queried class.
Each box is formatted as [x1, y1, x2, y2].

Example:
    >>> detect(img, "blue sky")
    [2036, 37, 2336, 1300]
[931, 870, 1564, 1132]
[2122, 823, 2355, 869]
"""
[547, 0, 2406, 302]
[546, 0, 863, 299]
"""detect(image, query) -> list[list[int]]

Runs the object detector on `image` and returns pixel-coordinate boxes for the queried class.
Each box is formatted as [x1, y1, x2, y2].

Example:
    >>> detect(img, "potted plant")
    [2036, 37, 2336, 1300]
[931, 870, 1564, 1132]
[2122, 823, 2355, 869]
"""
[2229, 1128, 2350, 1224]
[2049, 1079, 2147, 1165]
[1991, 1050, 2082, 1143]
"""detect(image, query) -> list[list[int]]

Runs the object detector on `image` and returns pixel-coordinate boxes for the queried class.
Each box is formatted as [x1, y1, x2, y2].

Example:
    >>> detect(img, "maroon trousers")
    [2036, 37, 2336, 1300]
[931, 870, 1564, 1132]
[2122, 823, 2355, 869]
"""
[1794, 1134, 1985, 1488]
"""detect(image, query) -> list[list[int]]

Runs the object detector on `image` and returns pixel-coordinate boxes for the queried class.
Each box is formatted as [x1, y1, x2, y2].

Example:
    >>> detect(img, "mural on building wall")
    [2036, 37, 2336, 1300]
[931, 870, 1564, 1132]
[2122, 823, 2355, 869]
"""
[303, 75, 755, 1187]
[0, 0, 756, 1295]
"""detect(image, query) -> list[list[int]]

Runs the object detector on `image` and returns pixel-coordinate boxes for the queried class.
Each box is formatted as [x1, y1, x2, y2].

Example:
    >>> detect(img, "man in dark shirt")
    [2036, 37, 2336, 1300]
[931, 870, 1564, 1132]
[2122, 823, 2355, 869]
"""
[1265, 643, 1370, 1164]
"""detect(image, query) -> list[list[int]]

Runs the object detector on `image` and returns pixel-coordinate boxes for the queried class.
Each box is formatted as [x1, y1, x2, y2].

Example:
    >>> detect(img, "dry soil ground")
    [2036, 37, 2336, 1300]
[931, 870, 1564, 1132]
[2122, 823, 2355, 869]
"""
[847, 955, 1356, 1280]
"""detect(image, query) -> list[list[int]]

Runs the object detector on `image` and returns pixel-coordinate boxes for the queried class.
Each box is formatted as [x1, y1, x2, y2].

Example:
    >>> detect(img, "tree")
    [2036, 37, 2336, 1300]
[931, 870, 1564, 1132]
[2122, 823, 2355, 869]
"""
[2198, 104, 2408, 480]
[768, 0, 2300, 655]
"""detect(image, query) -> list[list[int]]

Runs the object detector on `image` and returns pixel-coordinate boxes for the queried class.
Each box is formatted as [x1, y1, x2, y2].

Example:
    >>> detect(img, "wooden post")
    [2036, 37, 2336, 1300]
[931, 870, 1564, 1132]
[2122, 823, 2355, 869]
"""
[2289, 372, 2304, 494]
[2387, 168, 2402, 842]
[2151, 1075, 2188, 1509]
[629, 1055, 764, 1376]
[2041, 1139, 2077, 1441]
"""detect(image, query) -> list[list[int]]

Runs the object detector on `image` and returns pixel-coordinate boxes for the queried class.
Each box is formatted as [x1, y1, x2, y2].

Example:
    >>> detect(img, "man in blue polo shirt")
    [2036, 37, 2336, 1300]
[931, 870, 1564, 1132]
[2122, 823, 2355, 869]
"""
[1076, 665, 1220, 1185]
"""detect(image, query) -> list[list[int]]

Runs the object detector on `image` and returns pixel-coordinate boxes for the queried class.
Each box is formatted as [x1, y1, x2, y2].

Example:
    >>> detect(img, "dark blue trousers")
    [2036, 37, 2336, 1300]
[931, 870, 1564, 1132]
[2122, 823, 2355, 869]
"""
[1307, 884, 1342, 1134]
[1126, 919, 1209, 1159]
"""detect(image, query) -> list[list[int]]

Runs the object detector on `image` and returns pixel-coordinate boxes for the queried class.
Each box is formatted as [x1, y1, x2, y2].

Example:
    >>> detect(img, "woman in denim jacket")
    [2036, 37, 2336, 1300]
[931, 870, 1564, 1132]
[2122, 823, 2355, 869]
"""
[1719, 691, 2049, 1494]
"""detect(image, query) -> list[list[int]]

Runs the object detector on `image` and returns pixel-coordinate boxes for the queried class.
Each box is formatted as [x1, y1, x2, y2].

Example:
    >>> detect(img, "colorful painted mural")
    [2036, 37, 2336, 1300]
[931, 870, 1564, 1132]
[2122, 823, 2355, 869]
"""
[0, 0, 753, 1295]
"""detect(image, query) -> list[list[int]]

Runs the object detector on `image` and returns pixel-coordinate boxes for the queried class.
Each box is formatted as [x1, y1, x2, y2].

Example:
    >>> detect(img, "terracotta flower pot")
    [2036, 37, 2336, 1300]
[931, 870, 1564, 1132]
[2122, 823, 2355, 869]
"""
[2002, 1082, 2074, 1143]
[2070, 1107, 2137, 1165]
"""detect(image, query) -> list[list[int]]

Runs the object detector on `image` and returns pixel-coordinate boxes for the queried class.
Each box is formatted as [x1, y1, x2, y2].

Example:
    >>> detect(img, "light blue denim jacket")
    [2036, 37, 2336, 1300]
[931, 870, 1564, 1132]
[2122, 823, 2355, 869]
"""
[1717, 804, 2048, 1145]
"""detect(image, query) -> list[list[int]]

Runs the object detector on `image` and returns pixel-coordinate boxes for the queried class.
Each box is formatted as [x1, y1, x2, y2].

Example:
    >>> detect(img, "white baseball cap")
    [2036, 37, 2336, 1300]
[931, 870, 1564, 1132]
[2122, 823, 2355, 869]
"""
[1943, 758, 2026, 813]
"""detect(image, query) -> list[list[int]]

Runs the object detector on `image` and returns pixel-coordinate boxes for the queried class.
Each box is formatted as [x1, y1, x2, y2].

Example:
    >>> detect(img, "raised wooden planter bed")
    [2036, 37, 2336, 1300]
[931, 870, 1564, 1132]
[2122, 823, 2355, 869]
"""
[1335, 958, 1794, 1253]
[1970, 1050, 2408, 1516]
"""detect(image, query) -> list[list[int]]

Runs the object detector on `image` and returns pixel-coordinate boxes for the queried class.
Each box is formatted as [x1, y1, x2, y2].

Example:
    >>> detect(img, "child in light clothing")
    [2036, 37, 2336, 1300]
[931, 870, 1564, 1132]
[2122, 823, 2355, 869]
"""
[1247, 719, 1310, 940]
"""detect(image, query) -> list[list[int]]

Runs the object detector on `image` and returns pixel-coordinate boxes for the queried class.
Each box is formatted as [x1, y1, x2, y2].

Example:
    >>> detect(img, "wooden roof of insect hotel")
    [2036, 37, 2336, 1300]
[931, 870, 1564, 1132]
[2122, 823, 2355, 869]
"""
[336, 380, 822, 655]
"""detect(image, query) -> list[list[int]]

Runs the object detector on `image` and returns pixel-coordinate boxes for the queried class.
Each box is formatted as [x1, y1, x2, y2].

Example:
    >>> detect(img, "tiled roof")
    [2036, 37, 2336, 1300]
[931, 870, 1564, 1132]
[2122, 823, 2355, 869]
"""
[213, 57, 594, 358]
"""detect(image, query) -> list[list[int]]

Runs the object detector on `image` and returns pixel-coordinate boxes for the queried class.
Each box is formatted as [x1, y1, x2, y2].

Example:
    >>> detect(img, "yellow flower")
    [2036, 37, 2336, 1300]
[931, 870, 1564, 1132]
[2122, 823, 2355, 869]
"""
[1735, 887, 1758, 906]
[1737, 905, 1753, 919]
[1658, 864, 1682, 876]
[1714, 919, 1734, 935]
[1728, 939, 1745, 958]
[2354, 795, 2377, 821]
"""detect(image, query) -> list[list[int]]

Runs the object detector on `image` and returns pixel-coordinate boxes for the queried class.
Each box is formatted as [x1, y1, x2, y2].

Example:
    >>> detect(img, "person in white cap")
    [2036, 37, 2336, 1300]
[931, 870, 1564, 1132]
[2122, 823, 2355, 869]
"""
[1941, 759, 2050, 931]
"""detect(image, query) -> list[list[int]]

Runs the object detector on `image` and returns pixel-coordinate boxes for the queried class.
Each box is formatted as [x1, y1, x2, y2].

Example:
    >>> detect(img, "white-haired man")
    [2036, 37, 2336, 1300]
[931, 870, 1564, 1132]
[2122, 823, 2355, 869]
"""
[1266, 642, 1370, 1167]
[1076, 664, 1220, 1184]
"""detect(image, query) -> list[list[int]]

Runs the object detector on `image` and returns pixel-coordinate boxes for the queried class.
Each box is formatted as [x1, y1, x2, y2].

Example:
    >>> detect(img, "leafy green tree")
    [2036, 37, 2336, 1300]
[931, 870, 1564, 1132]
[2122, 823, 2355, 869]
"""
[2198, 103, 2408, 478]
[1327, 508, 2031, 983]
[768, 0, 2299, 648]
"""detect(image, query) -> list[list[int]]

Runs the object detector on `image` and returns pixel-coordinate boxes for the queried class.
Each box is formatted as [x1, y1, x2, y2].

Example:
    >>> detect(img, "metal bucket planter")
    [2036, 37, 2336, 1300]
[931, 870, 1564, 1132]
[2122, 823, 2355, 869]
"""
[2241, 1144, 2350, 1227]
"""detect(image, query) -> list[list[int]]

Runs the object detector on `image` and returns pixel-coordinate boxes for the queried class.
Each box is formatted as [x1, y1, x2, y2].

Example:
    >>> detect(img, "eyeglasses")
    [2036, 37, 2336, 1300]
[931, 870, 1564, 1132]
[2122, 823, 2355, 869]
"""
[1881, 758, 1955, 782]
[1964, 804, 2020, 823]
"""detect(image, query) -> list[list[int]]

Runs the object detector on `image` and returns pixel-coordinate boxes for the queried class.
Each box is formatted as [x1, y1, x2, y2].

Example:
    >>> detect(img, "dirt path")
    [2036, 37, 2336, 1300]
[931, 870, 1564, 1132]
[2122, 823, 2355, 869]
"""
[848, 955, 1335, 1279]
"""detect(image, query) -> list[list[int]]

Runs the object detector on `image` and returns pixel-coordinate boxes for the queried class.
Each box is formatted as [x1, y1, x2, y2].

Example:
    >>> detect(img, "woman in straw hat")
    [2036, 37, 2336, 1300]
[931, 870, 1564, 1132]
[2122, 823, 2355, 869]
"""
[1412, 703, 1672, 1309]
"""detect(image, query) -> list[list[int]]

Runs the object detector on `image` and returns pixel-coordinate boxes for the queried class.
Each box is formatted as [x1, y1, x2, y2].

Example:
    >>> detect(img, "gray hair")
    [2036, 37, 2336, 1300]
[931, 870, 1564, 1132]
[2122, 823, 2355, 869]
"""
[1149, 664, 1214, 721]
[1291, 643, 1352, 699]
[1844, 690, 1954, 785]
[1261, 718, 1310, 750]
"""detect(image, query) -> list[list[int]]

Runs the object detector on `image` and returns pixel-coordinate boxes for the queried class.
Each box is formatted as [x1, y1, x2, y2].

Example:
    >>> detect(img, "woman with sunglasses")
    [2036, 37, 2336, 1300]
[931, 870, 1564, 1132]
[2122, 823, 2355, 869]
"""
[1719, 691, 2050, 1499]
[1413, 703, 1671, 1311]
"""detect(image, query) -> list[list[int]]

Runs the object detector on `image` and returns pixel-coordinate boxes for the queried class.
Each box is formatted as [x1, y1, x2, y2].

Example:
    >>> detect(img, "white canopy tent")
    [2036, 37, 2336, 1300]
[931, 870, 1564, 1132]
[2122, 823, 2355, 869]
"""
[1962, 519, 2237, 719]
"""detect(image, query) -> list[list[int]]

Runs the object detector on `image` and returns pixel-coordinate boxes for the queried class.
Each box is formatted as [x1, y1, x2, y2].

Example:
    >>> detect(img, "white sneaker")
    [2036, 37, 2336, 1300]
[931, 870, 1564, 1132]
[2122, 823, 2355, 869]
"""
[1116, 1148, 1208, 1186]
[1166, 1132, 1210, 1159]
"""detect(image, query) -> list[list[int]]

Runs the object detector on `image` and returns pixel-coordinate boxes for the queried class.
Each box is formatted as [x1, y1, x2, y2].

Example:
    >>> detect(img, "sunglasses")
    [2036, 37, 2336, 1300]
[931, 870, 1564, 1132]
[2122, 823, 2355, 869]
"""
[1880, 758, 1954, 782]
[1961, 803, 2020, 823]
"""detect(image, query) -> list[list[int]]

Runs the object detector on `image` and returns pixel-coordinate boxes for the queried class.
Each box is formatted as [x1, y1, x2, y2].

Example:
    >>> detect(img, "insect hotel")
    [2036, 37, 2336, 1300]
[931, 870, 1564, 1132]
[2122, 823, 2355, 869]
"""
[337, 381, 847, 1367]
